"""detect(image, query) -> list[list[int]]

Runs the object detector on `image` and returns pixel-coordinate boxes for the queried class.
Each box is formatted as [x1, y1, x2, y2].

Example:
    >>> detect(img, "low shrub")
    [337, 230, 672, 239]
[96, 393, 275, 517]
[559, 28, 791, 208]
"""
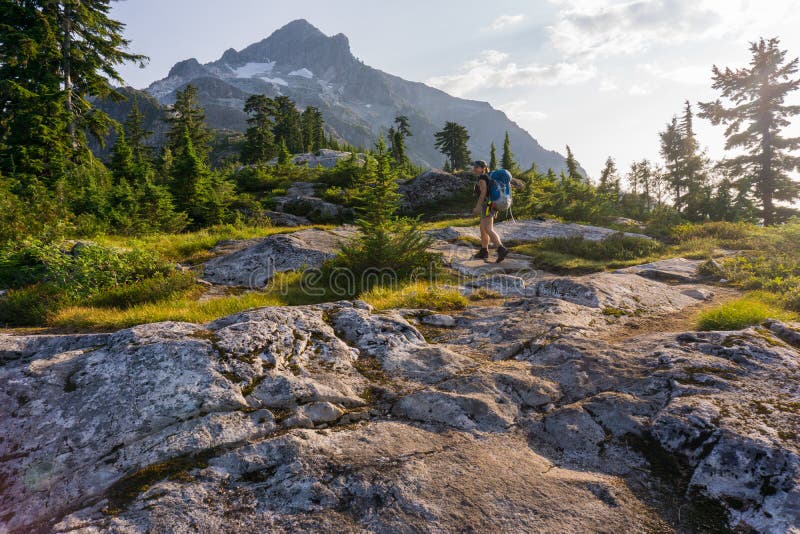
[326, 218, 440, 297]
[669, 221, 761, 248]
[361, 282, 467, 311]
[696, 292, 796, 331]
[235, 166, 289, 193]
[87, 271, 198, 309]
[532, 233, 663, 262]
[0, 283, 64, 326]
[0, 239, 174, 326]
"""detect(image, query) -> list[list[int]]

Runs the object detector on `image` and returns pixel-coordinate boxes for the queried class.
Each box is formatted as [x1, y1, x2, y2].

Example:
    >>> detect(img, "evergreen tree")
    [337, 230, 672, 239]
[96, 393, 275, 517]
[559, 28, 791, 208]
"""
[165, 85, 212, 159]
[659, 116, 684, 208]
[598, 156, 621, 200]
[48, 0, 147, 150]
[137, 178, 189, 233]
[301, 106, 325, 152]
[272, 95, 303, 153]
[353, 137, 401, 229]
[565, 145, 583, 181]
[123, 99, 153, 170]
[241, 94, 276, 164]
[627, 159, 656, 214]
[389, 115, 412, 166]
[0, 1, 71, 182]
[699, 37, 800, 225]
[159, 146, 174, 183]
[489, 142, 497, 171]
[276, 139, 292, 166]
[679, 101, 709, 220]
[434, 121, 471, 171]
[501, 132, 519, 173]
[517, 162, 541, 214]
[333, 136, 435, 292]
[109, 130, 135, 183]
[169, 127, 213, 225]
[108, 174, 139, 233]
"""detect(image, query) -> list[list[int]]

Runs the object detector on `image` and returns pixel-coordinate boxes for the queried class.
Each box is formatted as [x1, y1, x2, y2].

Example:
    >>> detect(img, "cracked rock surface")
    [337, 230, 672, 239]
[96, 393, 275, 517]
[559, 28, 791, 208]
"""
[1, 271, 799, 532]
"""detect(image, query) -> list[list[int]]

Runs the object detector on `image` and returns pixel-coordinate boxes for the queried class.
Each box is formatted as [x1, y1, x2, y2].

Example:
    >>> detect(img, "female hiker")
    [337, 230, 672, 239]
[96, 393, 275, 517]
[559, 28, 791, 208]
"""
[471, 160, 509, 263]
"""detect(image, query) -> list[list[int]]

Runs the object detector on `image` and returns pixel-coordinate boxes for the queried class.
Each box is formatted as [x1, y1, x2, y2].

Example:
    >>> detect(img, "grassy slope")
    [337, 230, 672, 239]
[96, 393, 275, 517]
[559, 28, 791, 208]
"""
[94, 224, 333, 264]
[7, 219, 800, 333]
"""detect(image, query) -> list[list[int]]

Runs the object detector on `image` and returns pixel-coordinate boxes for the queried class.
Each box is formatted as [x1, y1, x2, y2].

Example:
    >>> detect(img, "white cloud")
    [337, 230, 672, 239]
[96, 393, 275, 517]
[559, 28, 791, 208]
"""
[598, 78, 618, 92]
[639, 63, 712, 85]
[546, 0, 726, 58]
[546, 0, 800, 60]
[628, 83, 652, 95]
[426, 49, 596, 97]
[499, 100, 549, 122]
[486, 14, 526, 31]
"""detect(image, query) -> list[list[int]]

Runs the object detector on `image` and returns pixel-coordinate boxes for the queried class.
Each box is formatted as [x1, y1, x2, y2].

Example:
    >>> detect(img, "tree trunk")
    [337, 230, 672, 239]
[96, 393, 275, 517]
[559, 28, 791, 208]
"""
[760, 124, 774, 225]
[62, 0, 76, 151]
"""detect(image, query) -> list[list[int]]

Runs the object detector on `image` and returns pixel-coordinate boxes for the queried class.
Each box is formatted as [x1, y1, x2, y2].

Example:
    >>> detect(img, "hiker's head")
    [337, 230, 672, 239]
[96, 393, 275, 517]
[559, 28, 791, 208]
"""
[472, 160, 488, 175]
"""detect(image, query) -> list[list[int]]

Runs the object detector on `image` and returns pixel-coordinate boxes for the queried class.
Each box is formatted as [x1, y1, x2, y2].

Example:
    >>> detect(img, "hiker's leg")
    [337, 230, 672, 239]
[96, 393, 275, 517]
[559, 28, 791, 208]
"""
[479, 217, 490, 249]
[486, 215, 503, 247]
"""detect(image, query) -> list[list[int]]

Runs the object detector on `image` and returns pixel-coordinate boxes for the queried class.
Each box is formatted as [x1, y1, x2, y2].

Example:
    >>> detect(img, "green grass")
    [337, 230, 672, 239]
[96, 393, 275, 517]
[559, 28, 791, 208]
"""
[48, 278, 467, 331]
[422, 217, 480, 230]
[94, 223, 331, 263]
[696, 292, 797, 331]
[86, 271, 199, 309]
[48, 270, 338, 331]
[514, 233, 665, 273]
[361, 281, 468, 311]
[51, 291, 287, 331]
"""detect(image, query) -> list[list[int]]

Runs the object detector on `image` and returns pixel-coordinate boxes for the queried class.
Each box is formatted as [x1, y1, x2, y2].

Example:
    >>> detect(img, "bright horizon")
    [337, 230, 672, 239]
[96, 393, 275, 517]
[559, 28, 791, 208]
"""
[111, 0, 800, 180]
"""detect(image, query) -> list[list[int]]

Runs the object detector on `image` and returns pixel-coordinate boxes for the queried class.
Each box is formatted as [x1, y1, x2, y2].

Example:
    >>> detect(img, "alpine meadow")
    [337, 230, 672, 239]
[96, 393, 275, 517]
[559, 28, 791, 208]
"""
[2, 2, 800, 532]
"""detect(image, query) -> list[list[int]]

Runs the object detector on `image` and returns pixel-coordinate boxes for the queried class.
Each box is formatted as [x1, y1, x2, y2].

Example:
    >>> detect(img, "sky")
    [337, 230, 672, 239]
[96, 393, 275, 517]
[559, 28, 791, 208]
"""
[111, 0, 800, 180]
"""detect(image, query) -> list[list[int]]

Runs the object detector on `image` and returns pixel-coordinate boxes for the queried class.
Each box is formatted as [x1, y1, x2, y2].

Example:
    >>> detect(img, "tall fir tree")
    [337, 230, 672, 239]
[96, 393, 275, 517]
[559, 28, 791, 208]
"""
[2, 0, 148, 167]
[272, 95, 303, 153]
[388, 115, 412, 166]
[679, 101, 708, 220]
[109, 130, 135, 183]
[48, 0, 147, 151]
[489, 142, 497, 171]
[165, 85, 212, 160]
[564, 146, 583, 181]
[0, 2, 84, 181]
[501, 132, 519, 173]
[241, 94, 276, 164]
[598, 156, 621, 200]
[627, 159, 655, 213]
[123, 98, 153, 169]
[170, 127, 211, 225]
[699, 37, 800, 224]
[301, 106, 325, 152]
[434, 121, 471, 171]
[659, 116, 684, 209]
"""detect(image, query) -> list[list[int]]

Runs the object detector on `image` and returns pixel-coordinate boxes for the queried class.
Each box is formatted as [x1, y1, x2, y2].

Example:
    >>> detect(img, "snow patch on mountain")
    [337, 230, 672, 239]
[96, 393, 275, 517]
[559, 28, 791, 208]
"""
[261, 76, 288, 87]
[289, 68, 314, 79]
[147, 78, 185, 99]
[234, 61, 276, 78]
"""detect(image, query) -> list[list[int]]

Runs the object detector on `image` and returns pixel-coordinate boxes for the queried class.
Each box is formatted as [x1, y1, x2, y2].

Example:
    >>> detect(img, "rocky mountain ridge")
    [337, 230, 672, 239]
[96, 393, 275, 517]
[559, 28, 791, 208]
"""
[138, 19, 574, 172]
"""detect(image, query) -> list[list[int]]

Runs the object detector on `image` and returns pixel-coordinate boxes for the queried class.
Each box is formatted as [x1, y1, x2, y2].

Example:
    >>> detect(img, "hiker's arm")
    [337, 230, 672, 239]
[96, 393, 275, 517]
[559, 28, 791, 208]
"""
[473, 180, 486, 216]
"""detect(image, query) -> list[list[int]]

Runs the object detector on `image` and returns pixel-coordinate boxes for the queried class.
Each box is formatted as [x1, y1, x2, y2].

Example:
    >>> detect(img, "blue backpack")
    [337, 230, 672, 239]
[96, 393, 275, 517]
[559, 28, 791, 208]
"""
[488, 169, 513, 210]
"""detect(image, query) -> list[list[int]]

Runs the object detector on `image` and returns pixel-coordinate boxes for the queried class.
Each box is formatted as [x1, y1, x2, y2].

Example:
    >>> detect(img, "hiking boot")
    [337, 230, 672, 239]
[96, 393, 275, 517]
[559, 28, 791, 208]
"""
[474, 247, 489, 260]
[496, 246, 509, 263]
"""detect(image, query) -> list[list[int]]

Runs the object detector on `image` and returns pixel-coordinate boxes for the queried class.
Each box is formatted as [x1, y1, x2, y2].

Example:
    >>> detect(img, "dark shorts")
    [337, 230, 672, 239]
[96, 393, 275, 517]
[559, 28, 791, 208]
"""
[481, 202, 497, 219]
